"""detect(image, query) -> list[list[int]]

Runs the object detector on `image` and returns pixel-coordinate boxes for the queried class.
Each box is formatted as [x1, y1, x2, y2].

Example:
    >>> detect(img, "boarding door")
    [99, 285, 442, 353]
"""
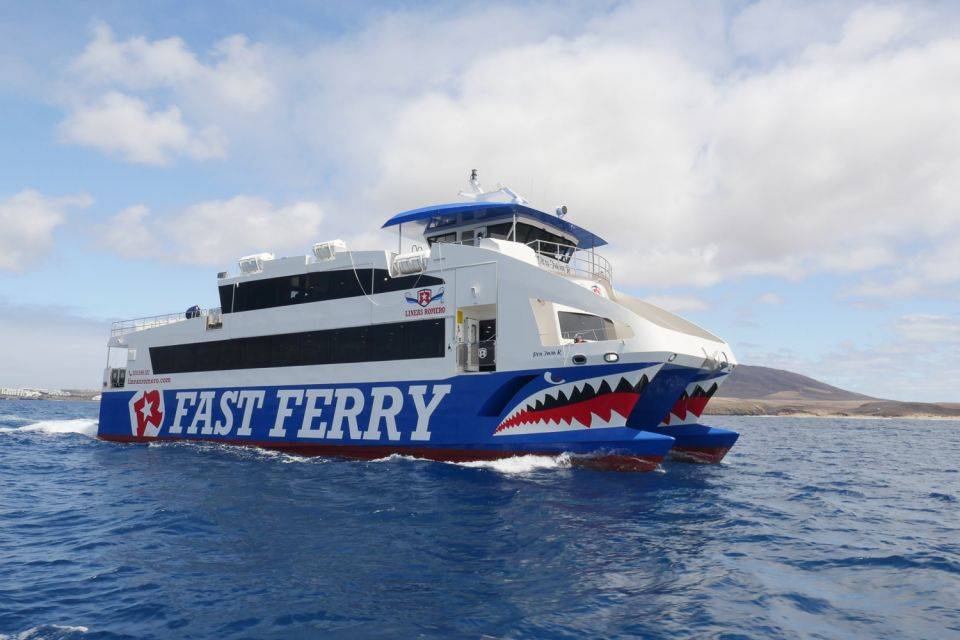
[464, 318, 480, 372]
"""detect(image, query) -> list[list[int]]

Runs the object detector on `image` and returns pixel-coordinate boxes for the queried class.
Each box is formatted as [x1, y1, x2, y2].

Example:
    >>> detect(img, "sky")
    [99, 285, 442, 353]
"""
[0, 0, 958, 401]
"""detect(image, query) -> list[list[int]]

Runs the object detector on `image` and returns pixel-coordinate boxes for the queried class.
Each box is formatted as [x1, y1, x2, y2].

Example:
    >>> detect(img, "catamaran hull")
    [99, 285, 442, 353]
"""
[639, 367, 739, 463]
[656, 424, 739, 463]
[96, 361, 709, 472]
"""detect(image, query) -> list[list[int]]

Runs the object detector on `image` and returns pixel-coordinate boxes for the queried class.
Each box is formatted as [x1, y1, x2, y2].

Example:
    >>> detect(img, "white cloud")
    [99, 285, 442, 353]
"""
[59, 92, 225, 165]
[643, 295, 709, 313]
[893, 314, 960, 344]
[72, 22, 203, 90]
[96, 204, 160, 259]
[354, 3, 960, 291]
[0, 190, 91, 271]
[847, 236, 960, 299]
[756, 292, 783, 305]
[741, 312, 960, 402]
[97, 196, 326, 266]
[169, 197, 325, 265]
[60, 24, 274, 164]
[55, 4, 960, 297]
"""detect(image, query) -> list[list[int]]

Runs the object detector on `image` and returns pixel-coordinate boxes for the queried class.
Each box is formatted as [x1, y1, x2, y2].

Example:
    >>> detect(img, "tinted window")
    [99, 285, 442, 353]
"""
[330, 269, 368, 298]
[195, 342, 220, 371]
[405, 319, 445, 359]
[272, 333, 300, 367]
[150, 347, 174, 374]
[241, 336, 270, 369]
[305, 272, 331, 301]
[372, 321, 405, 360]
[558, 311, 615, 342]
[173, 344, 195, 373]
[224, 269, 444, 313]
[219, 339, 243, 370]
[150, 320, 445, 374]
[250, 279, 280, 311]
[486, 223, 512, 240]
[218, 285, 235, 312]
[331, 326, 369, 363]
[301, 331, 331, 365]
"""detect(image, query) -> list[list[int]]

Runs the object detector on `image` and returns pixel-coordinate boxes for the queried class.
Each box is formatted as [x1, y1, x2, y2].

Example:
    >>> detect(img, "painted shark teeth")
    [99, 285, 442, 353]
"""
[659, 374, 726, 426]
[495, 363, 663, 435]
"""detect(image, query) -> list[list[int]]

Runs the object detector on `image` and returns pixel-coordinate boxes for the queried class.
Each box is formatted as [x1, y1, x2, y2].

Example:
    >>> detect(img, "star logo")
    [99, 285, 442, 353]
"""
[405, 287, 444, 307]
[128, 389, 164, 437]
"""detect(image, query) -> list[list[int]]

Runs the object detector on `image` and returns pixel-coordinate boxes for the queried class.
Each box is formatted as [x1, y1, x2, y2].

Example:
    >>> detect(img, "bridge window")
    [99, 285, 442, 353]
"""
[149, 319, 446, 374]
[426, 232, 457, 246]
[484, 222, 574, 260]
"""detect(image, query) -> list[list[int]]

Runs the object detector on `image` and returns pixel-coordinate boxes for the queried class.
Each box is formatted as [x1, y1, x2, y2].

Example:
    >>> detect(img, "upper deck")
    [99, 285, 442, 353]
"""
[384, 200, 613, 287]
[382, 201, 607, 249]
[112, 194, 616, 338]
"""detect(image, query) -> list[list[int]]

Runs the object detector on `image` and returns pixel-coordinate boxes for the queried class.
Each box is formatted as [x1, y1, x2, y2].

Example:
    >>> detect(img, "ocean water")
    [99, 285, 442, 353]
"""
[1, 400, 958, 639]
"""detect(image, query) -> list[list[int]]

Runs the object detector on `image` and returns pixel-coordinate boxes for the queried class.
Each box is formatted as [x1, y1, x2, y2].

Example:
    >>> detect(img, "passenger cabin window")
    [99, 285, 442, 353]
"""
[558, 311, 616, 342]
[218, 269, 444, 314]
[149, 319, 446, 374]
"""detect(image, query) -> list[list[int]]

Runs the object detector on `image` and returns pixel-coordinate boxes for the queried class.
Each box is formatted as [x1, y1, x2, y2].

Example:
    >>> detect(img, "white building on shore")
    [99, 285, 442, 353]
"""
[0, 387, 42, 399]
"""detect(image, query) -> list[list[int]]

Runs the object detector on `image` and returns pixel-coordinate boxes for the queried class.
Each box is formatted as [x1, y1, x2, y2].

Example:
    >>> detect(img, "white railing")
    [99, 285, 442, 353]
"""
[560, 327, 615, 342]
[111, 309, 210, 338]
[527, 240, 613, 287]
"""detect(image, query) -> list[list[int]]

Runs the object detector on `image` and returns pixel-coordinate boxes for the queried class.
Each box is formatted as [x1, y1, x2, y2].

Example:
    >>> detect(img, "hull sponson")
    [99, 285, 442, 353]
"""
[655, 424, 740, 464]
[98, 362, 688, 471]
[642, 368, 739, 463]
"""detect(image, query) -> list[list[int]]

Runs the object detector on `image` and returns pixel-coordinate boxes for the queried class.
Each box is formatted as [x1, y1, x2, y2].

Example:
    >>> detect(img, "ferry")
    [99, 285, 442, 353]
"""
[97, 173, 739, 471]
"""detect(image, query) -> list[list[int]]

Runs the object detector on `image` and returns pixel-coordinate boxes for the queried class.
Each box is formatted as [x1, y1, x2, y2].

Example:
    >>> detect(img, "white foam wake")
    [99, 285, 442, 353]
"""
[148, 440, 327, 464]
[0, 419, 98, 437]
[0, 413, 32, 424]
[0, 624, 90, 640]
[453, 453, 572, 474]
[369, 452, 572, 474]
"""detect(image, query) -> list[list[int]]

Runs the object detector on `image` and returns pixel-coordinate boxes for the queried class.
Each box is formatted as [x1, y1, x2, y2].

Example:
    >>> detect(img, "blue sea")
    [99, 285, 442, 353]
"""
[1, 400, 958, 639]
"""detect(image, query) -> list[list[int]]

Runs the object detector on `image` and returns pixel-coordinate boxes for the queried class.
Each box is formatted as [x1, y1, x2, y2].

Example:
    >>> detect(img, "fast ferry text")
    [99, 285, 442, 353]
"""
[130, 385, 452, 442]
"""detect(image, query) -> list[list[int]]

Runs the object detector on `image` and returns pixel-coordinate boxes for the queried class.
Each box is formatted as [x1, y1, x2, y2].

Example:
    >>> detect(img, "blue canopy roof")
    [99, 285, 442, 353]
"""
[381, 201, 607, 249]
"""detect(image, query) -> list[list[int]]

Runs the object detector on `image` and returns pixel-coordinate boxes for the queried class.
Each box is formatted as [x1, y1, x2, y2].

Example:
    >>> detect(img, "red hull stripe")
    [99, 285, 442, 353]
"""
[97, 435, 665, 472]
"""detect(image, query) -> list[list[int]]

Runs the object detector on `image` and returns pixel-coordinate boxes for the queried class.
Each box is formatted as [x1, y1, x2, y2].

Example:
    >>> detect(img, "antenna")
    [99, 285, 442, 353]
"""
[458, 169, 529, 204]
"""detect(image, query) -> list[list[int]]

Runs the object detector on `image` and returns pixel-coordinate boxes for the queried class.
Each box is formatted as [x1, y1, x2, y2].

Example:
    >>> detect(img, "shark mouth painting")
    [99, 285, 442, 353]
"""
[660, 376, 724, 426]
[494, 364, 663, 436]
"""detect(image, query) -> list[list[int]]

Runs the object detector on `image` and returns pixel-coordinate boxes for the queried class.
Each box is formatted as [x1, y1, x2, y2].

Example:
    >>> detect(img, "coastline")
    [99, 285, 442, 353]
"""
[707, 397, 960, 421]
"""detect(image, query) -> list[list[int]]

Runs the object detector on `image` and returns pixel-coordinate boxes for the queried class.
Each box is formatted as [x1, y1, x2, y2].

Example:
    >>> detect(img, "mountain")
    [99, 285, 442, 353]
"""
[709, 365, 960, 419]
[716, 365, 874, 402]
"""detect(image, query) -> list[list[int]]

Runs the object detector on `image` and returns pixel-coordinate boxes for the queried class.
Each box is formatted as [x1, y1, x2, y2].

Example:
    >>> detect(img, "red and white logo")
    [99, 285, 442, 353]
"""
[129, 389, 164, 437]
[405, 287, 445, 308]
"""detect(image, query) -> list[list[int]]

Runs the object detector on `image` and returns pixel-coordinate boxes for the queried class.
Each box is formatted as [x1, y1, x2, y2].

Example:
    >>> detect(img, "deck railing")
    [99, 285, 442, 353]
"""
[429, 237, 613, 286]
[110, 309, 214, 338]
[526, 240, 613, 287]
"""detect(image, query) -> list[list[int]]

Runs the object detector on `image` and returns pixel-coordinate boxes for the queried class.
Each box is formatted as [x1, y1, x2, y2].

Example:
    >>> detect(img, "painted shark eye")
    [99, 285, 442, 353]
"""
[604, 352, 619, 363]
